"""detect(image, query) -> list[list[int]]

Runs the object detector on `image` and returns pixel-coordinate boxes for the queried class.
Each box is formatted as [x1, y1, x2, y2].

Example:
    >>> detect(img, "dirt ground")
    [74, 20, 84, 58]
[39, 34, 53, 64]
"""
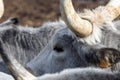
[1, 0, 109, 26]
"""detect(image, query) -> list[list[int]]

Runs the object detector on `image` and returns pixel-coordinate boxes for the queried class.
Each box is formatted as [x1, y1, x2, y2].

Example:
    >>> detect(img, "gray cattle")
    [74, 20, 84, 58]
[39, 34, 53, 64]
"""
[0, 0, 120, 80]
[0, 18, 120, 76]
[26, 27, 120, 76]
[0, 40, 120, 80]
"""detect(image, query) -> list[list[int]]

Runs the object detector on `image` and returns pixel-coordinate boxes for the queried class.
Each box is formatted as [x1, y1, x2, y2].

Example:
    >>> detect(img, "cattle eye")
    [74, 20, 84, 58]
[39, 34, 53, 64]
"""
[53, 45, 64, 52]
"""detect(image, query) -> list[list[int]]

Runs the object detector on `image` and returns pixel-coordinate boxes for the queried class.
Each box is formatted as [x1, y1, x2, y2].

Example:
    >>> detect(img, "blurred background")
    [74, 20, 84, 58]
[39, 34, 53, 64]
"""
[1, 0, 110, 26]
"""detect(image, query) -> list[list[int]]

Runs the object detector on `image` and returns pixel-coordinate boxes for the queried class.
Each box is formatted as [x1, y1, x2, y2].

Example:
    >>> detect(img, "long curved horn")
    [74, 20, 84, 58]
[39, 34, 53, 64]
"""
[106, 0, 120, 20]
[60, 0, 93, 37]
[0, 0, 4, 18]
[60, 0, 120, 37]
[0, 42, 36, 80]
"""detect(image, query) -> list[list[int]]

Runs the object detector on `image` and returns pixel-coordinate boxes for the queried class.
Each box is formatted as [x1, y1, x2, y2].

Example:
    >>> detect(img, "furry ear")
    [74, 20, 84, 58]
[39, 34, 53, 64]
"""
[85, 47, 120, 69]
[94, 48, 120, 69]
[0, 17, 19, 26]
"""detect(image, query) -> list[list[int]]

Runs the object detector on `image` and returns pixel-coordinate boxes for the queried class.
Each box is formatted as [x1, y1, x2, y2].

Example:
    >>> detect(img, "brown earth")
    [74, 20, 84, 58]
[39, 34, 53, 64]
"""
[1, 0, 109, 26]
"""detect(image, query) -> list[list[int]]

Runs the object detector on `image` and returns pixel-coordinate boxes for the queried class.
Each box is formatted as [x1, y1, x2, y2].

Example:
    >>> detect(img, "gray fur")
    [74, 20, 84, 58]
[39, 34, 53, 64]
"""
[0, 67, 120, 80]
[1, 18, 120, 79]
[37, 68, 120, 80]
[0, 72, 14, 80]
[0, 20, 66, 65]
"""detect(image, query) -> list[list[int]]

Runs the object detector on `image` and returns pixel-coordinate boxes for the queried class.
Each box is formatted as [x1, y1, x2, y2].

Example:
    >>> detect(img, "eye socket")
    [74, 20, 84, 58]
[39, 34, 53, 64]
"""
[53, 45, 64, 53]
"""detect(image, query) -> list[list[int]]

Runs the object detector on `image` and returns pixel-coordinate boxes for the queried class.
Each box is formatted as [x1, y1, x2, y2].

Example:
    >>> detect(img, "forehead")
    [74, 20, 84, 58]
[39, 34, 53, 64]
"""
[54, 28, 76, 39]
[50, 28, 77, 47]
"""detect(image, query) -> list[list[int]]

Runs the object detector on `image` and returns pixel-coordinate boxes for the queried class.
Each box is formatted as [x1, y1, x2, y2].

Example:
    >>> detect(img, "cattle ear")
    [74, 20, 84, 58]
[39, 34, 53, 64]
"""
[95, 48, 120, 68]
[0, 17, 19, 26]
[85, 47, 120, 69]
[10, 17, 19, 25]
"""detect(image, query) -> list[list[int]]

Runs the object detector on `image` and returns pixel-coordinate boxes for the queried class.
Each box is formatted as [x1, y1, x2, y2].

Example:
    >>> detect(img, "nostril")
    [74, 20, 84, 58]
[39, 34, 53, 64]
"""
[53, 45, 64, 52]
